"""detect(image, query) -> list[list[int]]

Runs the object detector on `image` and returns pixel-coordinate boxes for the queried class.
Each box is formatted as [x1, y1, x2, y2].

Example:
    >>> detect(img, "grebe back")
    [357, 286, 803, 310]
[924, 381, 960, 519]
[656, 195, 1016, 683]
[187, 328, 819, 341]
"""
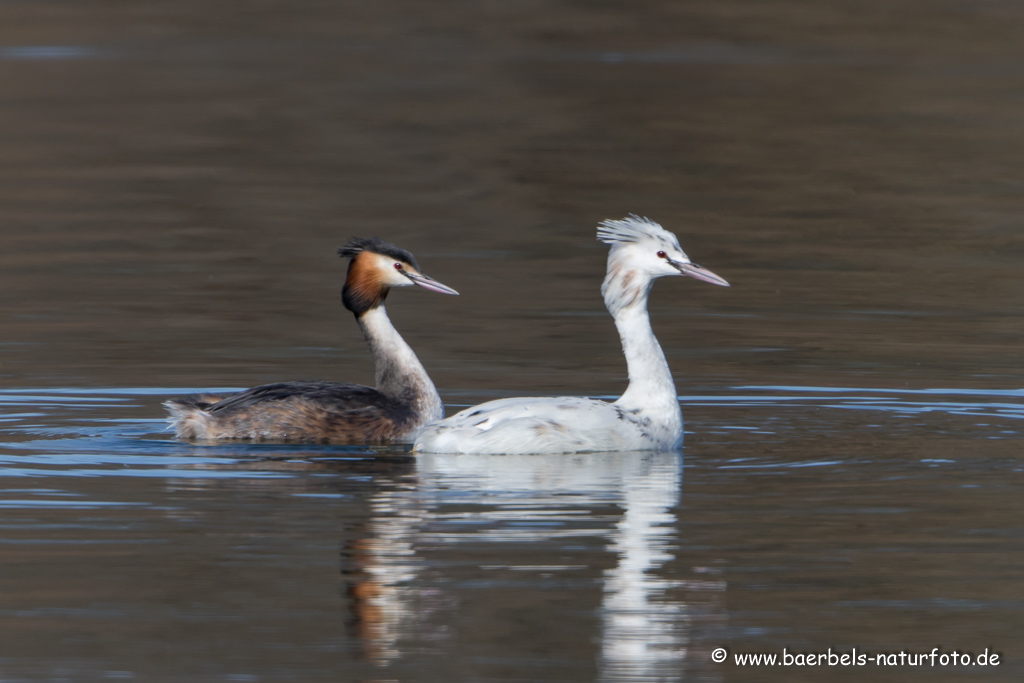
[165, 237, 458, 444]
[413, 216, 728, 455]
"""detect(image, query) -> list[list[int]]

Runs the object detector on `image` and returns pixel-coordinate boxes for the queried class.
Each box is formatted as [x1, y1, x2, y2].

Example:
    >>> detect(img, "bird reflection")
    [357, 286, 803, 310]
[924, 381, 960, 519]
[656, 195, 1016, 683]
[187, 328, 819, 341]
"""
[599, 454, 689, 681]
[341, 451, 723, 680]
[342, 481, 428, 666]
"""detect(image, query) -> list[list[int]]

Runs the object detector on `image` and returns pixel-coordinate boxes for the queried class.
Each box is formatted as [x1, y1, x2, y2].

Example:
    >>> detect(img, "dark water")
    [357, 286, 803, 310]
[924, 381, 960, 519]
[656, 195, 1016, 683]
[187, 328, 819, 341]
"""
[1, 1, 1023, 682]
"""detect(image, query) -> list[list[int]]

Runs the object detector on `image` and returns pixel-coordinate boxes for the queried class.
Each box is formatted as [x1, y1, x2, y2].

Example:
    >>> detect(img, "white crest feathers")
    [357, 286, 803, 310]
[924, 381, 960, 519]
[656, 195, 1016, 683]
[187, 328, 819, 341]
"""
[597, 214, 680, 249]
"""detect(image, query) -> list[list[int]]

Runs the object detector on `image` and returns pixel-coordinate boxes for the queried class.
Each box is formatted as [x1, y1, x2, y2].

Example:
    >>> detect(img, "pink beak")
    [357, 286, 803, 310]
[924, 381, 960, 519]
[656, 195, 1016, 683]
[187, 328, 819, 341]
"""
[405, 271, 460, 295]
[675, 261, 730, 287]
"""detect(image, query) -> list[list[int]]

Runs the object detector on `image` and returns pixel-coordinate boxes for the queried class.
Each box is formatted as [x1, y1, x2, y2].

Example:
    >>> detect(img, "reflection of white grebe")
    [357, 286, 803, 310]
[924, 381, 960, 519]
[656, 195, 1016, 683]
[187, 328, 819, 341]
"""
[415, 216, 728, 454]
[599, 455, 690, 681]
[418, 451, 709, 681]
[165, 238, 457, 443]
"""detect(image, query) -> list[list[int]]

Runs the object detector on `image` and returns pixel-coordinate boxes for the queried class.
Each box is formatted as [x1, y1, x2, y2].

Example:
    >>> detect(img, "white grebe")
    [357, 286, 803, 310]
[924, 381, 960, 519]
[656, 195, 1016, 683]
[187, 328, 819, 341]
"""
[413, 216, 728, 455]
[165, 237, 458, 444]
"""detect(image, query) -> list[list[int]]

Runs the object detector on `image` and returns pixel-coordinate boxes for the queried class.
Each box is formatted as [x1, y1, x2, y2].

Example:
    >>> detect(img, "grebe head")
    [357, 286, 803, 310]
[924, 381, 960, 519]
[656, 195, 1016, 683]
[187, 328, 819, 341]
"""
[338, 237, 458, 315]
[598, 215, 729, 287]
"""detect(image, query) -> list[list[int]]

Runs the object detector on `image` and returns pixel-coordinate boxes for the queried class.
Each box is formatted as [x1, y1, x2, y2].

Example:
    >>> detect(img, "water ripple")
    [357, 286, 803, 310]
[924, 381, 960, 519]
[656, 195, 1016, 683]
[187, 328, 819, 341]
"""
[681, 385, 1024, 439]
[0, 385, 1017, 491]
[0, 46, 101, 60]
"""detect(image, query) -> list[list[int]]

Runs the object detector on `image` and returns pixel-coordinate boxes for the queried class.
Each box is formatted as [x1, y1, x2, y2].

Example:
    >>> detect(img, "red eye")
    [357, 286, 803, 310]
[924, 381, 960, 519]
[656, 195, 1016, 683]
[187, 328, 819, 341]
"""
[657, 251, 667, 258]
[394, 263, 403, 270]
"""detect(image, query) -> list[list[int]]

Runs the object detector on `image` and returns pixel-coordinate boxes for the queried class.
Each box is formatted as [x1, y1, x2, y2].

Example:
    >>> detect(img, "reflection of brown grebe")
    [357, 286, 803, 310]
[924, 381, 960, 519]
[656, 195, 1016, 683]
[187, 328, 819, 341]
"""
[345, 537, 390, 665]
[341, 484, 427, 666]
[165, 238, 457, 444]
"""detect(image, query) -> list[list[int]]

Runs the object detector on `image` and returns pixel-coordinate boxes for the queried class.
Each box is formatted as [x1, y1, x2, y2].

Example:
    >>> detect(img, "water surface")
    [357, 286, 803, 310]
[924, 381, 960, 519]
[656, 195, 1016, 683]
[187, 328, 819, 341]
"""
[1, 1, 1023, 681]
[1, 387, 1021, 681]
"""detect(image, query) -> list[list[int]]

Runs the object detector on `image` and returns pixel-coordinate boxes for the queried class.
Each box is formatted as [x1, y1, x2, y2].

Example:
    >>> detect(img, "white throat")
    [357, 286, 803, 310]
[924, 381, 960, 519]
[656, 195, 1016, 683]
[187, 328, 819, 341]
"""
[357, 305, 444, 421]
[602, 254, 682, 426]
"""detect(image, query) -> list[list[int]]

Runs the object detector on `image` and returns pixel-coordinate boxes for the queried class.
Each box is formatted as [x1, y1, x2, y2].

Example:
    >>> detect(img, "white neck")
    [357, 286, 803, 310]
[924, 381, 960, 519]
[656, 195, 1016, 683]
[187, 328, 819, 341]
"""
[357, 305, 444, 422]
[602, 256, 682, 426]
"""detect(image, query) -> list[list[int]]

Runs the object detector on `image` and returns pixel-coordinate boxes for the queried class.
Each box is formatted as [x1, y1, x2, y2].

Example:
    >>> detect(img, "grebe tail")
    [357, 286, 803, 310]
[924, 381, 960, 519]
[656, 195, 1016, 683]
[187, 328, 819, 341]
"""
[165, 237, 458, 444]
[413, 216, 728, 455]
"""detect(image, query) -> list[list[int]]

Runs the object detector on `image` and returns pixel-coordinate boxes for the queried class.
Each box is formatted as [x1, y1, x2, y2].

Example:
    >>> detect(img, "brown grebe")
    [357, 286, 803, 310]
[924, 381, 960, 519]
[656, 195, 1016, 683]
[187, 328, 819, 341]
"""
[165, 237, 458, 444]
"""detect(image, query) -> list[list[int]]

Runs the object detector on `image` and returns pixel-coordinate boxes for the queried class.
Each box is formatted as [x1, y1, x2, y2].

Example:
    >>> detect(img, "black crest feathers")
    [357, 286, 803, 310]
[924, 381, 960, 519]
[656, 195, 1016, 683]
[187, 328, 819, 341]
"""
[338, 237, 420, 271]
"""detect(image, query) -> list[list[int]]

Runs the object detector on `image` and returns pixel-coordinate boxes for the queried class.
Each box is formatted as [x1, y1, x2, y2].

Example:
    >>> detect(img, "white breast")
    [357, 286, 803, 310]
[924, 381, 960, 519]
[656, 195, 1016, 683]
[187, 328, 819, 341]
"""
[413, 396, 680, 455]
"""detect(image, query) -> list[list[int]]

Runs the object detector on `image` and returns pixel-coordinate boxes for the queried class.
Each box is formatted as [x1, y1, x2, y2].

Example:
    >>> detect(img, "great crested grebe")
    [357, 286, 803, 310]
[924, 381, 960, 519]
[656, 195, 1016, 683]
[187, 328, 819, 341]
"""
[165, 237, 458, 443]
[414, 216, 729, 455]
